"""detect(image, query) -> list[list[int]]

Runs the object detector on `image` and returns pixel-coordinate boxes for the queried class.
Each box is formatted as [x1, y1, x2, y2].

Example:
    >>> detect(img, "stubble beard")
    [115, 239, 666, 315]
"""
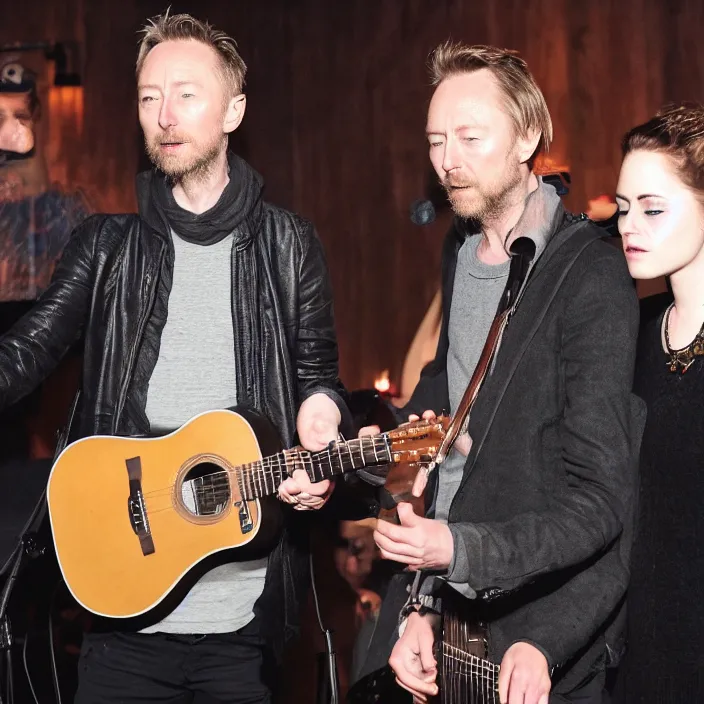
[444, 152, 523, 227]
[145, 130, 227, 186]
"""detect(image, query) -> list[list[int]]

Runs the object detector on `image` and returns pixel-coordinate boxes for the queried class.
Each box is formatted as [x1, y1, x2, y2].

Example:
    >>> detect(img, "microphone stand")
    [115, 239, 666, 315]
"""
[0, 486, 48, 704]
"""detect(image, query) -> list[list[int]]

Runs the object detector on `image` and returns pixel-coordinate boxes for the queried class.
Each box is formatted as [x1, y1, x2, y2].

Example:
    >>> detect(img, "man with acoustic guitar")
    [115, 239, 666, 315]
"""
[0, 11, 350, 703]
[355, 43, 643, 704]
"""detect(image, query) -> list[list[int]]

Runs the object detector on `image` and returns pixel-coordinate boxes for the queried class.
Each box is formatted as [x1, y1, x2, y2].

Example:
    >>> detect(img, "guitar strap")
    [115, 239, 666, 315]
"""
[429, 237, 533, 469]
[397, 240, 536, 620]
[430, 218, 590, 471]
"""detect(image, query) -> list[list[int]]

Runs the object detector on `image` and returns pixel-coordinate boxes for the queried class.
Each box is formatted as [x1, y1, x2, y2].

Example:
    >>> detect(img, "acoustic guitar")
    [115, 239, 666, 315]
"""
[47, 407, 448, 619]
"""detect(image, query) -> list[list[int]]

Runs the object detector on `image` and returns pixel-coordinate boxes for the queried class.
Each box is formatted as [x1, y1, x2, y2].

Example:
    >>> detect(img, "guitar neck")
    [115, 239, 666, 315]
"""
[237, 434, 392, 501]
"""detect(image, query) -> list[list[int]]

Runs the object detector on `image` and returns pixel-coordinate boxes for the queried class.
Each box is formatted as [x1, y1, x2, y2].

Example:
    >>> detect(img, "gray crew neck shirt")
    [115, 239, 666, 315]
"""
[142, 230, 268, 635]
[433, 234, 509, 597]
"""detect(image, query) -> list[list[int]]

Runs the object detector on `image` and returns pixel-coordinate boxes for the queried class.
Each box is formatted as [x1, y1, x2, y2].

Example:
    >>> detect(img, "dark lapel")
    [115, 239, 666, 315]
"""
[453, 220, 604, 496]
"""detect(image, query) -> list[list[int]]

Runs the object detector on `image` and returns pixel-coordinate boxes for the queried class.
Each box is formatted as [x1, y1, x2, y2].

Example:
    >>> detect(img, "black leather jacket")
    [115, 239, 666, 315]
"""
[0, 169, 351, 660]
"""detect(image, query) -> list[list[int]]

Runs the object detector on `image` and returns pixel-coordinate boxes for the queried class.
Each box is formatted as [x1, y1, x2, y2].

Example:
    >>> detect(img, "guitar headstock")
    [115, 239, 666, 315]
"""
[385, 415, 449, 465]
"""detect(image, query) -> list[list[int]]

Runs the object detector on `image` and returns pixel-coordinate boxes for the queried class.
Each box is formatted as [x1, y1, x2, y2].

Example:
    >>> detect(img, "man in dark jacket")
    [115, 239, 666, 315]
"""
[0, 12, 350, 703]
[357, 43, 643, 704]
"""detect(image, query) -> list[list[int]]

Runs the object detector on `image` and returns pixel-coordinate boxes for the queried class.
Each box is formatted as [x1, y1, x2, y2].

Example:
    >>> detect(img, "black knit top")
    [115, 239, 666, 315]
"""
[621, 293, 704, 702]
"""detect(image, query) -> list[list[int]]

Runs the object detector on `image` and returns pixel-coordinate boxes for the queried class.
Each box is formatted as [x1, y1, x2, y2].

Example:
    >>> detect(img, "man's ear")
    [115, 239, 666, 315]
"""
[223, 93, 246, 134]
[517, 129, 541, 165]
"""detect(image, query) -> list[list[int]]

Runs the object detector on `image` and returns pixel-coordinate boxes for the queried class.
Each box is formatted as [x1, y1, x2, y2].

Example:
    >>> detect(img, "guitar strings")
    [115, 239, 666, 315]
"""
[139, 439, 392, 505]
[136, 437, 395, 512]
[441, 654, 500, 701]
[138, 436, 391, 499]
[142, 442, 403, 517]
[442, 601, 500, 703]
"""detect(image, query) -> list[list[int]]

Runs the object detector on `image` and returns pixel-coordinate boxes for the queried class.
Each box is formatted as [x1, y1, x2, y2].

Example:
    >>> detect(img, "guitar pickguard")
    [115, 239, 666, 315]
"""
[234, 500, 254, 534]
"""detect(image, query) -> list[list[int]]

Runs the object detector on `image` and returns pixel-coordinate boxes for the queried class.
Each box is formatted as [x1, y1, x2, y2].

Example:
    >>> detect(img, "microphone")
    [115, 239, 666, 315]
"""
[409, 199, 436, 226]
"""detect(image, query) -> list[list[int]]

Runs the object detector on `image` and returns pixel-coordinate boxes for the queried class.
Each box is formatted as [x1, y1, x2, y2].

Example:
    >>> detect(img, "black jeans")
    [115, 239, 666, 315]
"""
[74, 620, 271, 703]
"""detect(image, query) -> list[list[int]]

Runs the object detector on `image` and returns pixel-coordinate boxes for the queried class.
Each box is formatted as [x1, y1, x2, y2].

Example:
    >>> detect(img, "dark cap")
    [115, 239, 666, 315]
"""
[0, 61, 37, 94]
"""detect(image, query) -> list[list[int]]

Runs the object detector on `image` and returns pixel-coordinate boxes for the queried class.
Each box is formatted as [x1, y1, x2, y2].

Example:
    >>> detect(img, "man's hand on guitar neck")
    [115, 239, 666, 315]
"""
[367, 414, 455, 571]
[359, 407, 469, 510]
[389, 610, 439, 703]
[297, 392, 342, 451]
[499, 642, 551, 704]
[278, 393, 340, 510]
[362, 409, 457, 569]
[374, 502, 454, 570]
[406, 411, 471, 497]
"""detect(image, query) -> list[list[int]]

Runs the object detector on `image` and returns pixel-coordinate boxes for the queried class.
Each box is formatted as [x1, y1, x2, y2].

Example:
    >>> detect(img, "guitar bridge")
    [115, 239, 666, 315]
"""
[128, 492, 150, 536]
[125, 457, 155, 556]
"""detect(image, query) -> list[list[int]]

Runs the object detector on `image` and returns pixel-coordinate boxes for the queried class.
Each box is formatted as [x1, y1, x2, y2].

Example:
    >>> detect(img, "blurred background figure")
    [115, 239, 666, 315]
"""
[0, 58, 89, 302]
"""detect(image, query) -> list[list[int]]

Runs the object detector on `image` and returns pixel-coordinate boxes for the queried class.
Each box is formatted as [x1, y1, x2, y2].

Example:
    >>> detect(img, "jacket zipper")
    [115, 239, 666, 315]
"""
[114, 249, 164, 432]
[230, 240, 254, 403]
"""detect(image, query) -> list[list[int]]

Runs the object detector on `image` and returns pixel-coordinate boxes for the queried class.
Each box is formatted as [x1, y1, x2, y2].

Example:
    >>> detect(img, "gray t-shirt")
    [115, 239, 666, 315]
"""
[432, 234, 509, 598]
[435, 234, 510, 521]
[142, 230, 268, 635]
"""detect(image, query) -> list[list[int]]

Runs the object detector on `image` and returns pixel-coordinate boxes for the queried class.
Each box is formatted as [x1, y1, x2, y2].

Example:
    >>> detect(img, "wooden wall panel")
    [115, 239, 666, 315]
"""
[2, 0, 704, 393]
[282, 0, 704, 390]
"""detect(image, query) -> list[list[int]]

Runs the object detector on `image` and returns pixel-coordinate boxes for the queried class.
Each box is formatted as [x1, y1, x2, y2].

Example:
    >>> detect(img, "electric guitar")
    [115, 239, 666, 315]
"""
[47, 407, 448, 619]
[348, 586, 500, 704]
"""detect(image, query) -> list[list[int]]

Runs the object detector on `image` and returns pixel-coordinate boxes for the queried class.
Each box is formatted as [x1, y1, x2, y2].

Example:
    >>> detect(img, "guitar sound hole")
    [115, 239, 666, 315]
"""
[180, 462, 231, 517]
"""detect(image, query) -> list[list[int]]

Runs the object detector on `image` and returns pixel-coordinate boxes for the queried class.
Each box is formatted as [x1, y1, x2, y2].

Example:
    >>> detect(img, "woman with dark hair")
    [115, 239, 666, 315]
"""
[616, 103, 704, 702]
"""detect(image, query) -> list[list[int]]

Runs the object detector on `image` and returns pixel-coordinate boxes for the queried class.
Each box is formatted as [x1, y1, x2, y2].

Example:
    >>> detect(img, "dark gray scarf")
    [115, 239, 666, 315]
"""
[138, 151, 266, 411]
[148, 151, 264, 248]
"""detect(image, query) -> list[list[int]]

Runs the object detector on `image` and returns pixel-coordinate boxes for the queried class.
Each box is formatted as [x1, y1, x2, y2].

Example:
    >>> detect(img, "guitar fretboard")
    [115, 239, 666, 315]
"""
[237, 434, 393, 501]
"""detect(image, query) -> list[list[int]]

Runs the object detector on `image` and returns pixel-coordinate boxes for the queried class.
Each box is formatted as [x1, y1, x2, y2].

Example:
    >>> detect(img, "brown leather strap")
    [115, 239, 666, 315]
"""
[433, 236, 534, 465]
[434, 308, 510, 464]
[434, 217, 590, 466]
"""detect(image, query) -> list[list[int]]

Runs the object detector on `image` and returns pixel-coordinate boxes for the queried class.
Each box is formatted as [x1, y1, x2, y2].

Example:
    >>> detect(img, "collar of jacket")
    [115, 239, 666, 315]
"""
[453, 176, 565, 263]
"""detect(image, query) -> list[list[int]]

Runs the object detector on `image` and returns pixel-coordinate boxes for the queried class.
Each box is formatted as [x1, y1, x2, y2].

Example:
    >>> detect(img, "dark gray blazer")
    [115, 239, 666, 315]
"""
[360, 208, 644, 698]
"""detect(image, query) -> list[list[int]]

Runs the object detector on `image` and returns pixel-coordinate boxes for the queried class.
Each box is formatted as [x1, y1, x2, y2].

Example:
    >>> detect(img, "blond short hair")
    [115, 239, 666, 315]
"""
[136, 11, 247, 97]
[429, 41, 552, 167]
